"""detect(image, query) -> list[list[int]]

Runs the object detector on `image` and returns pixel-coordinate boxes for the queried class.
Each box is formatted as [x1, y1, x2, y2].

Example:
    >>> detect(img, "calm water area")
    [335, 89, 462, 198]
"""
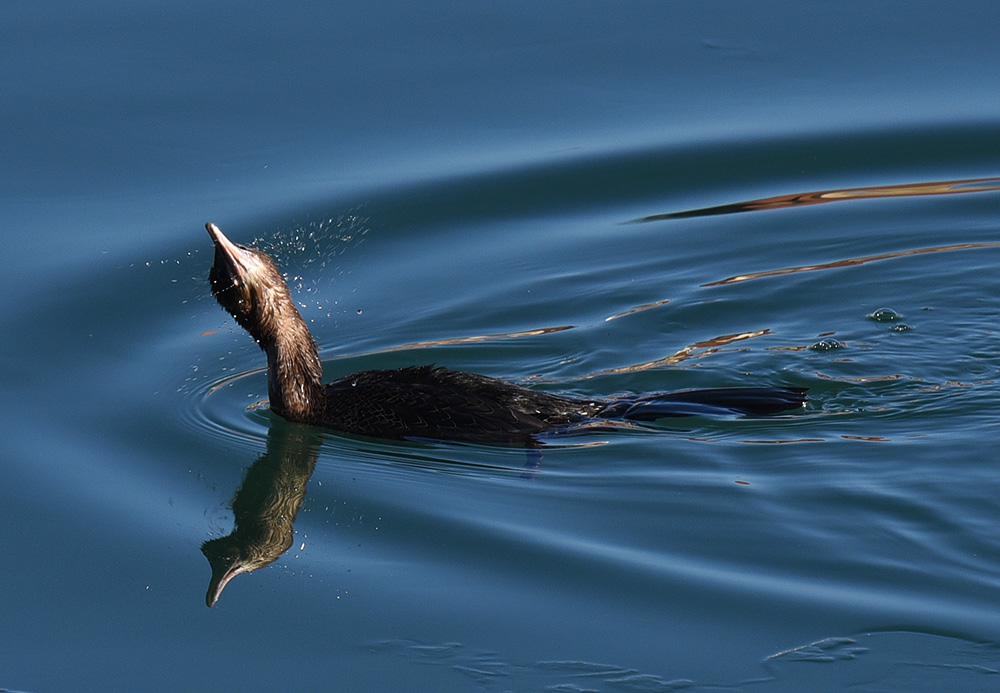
[4, 2, 1000, 690]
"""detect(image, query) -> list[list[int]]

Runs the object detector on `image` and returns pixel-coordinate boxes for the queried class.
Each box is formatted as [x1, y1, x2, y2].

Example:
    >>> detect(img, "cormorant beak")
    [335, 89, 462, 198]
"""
[206, 222, 249, 280]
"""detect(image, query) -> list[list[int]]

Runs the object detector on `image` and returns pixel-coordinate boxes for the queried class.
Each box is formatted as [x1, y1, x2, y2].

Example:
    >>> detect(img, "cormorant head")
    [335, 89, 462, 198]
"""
[206, 223, 292, 345]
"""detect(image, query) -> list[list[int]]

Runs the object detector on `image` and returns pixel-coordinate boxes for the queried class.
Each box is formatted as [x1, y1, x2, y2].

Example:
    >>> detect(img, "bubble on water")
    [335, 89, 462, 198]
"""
[890, 323, 913, 332]
[810, 338, 844, 352]
[867, 308, 901, 322]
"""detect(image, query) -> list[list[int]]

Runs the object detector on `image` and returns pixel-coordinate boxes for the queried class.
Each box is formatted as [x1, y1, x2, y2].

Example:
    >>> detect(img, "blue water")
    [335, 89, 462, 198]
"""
[4, 2, 1000, 690]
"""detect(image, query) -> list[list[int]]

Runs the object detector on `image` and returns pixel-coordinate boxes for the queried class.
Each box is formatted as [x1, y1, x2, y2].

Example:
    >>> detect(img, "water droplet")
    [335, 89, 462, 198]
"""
[890, 323, 913, 332]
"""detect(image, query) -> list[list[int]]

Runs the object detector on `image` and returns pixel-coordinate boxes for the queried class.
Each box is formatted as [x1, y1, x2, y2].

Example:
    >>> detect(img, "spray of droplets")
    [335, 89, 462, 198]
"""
[255, 209, 372, 324]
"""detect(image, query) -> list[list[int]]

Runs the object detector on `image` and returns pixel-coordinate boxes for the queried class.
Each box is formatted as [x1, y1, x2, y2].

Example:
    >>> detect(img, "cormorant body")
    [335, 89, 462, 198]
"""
[206, 223, 806, 444]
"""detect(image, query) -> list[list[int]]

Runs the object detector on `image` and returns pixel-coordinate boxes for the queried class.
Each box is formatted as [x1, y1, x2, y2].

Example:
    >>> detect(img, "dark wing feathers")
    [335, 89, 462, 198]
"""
[319, 366, 551, 442]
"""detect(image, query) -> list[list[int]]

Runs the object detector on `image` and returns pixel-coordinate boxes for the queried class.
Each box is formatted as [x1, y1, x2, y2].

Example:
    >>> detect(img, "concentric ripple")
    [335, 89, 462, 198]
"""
[180, 362, 273, 451]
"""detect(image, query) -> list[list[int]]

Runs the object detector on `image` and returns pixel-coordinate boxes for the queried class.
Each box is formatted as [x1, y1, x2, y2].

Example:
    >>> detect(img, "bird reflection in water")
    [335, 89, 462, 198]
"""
[201, 422, 320, 607]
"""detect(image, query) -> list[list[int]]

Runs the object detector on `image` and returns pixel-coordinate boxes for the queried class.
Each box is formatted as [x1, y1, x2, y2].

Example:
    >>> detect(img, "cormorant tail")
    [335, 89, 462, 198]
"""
[609, 387, 807, 420]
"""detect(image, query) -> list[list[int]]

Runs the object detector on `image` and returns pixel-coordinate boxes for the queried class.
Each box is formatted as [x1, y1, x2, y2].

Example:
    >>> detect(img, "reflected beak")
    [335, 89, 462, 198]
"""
[204, 556, 249, 608]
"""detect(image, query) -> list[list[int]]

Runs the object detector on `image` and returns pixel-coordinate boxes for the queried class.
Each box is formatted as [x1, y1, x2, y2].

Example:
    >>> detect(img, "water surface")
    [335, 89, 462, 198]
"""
[3, 2, 1000, 690]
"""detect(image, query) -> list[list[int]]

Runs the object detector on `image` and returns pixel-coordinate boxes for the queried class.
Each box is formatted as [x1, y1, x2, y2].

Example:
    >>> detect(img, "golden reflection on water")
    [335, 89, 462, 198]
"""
[604, 297, 671, 321]
[374, 325, 575, 352]
[584, 329, 772, 377]
[344, 327, 780, 381]
[636, 176, 1000, 287]
[704, 242, 1000, 287]
[637, 176, 1000, 222]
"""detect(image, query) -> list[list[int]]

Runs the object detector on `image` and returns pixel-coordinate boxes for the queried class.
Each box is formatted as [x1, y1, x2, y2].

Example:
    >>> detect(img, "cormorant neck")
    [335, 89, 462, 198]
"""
[257, 304, 324, 423]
